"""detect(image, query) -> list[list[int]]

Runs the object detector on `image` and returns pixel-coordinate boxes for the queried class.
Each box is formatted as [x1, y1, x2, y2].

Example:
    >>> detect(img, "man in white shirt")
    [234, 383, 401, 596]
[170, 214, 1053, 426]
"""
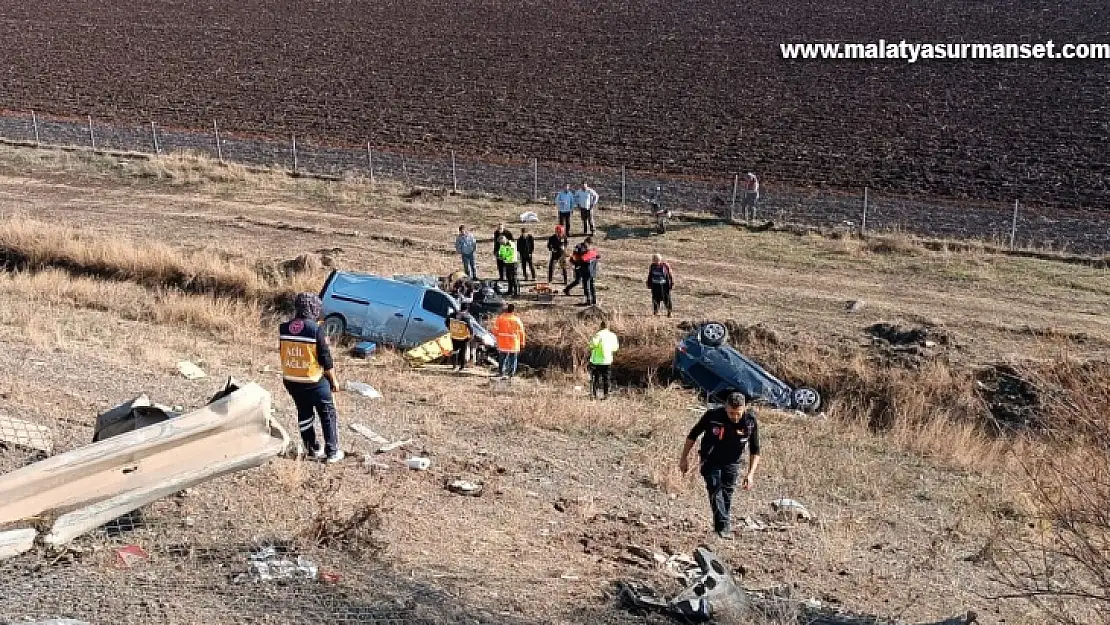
[741, 173, 759, 218]
[555, 185, 576, 236]
[575, 182, 600, 236]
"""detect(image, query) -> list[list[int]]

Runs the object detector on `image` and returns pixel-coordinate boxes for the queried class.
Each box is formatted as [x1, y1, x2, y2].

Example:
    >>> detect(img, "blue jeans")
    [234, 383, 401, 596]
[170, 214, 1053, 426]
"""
[701, 462, 741, 532]
[284, 381, 339, 456]
[498, 351, 519, 378]
[461, 254, 477, 279]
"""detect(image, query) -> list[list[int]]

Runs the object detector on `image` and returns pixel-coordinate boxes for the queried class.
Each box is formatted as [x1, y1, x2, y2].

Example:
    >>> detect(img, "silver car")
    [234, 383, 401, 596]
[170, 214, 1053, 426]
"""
[318, 270, 495, 349]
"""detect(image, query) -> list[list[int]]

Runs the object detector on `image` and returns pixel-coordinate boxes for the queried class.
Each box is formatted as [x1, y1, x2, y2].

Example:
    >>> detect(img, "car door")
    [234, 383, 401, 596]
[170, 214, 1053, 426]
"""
[321, 272, 372, 335]
[361, 279, 421, 346]
[401, 289, 457, 346]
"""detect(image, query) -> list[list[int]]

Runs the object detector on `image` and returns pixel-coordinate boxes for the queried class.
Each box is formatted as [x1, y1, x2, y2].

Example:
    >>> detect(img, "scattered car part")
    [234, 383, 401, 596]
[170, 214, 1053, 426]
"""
[446, 479, 484, 497]
[92, 394, 178, 443]
[0, 414, 53, 453]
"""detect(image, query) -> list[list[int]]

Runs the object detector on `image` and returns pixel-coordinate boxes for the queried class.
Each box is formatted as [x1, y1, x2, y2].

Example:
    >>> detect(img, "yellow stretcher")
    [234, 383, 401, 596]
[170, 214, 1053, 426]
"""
[404, 333, 455, 366]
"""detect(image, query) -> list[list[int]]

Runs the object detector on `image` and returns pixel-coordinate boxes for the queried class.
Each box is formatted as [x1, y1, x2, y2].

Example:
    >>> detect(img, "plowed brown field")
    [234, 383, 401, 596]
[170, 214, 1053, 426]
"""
[0, 0, 1107, 209]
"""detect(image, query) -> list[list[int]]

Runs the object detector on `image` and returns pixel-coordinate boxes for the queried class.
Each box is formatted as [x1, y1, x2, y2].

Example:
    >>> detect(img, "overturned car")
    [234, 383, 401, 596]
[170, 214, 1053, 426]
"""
[674, 321, 822, 413]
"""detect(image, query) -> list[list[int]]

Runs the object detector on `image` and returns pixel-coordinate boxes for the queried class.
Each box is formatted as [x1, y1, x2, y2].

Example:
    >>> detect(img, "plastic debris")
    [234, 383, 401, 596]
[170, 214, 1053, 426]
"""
[349, 423, 389, 445]
[176, 361, 207, 380]
[377, 439, 412, 454]
[351, 342, 377, 358]
[446, 479, 484, 496]
[114, 544, 150, 569]
[405, 457, 431, 470]
[519, 211, 540, 223]
[770, 498, 814, 522]
[0, 415, 53, 453]
[345, 381, 382, 399]
[248, 547, 318, 582]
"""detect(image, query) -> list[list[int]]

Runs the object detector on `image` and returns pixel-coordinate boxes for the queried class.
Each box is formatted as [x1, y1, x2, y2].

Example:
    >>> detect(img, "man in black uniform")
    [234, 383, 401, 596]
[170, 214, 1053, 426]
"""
[678, 393, 761, 539]
[517, 227, 536, 281]
[280, 293, 343, 463]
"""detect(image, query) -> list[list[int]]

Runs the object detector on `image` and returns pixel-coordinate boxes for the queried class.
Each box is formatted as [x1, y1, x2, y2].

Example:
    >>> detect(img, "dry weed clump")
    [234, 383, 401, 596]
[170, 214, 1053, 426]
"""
[991, 360, 1110, 625]
[135, 152, 251, 186]
[300, 500, 388, 559]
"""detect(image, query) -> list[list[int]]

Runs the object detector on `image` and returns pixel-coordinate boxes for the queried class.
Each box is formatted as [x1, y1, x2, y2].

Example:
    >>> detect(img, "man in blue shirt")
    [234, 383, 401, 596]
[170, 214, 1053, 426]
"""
[556, 184, 576, 236]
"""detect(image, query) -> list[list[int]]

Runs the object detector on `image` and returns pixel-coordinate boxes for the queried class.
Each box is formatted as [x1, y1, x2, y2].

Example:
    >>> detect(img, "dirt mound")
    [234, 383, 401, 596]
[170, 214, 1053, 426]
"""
[975, 365, 1041, 432]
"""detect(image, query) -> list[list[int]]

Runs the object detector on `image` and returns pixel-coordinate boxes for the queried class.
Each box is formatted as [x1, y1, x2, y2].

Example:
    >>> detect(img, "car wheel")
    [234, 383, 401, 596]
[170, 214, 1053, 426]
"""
[699, 322, 729, 347]
[321, 315, 347, 341]
[792, 387, 822, 413]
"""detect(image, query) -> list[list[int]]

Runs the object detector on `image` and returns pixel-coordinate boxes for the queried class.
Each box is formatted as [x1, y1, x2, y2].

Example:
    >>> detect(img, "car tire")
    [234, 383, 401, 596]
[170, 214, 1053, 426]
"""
[699, 322, 729, 347]
[792, 387, 822, 413]
[321, 315, 347, 341]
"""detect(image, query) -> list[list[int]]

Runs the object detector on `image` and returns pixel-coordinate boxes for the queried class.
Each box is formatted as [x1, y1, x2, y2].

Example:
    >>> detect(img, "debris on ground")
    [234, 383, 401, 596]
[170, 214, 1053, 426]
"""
[245, 546, 318, 582]
[0, 527, 37, 561]
[351, 341, 377, 358]
[349, 423, 389, 445]
[377, 439, 412, 454]
[0, 383, 288, 549]
[845, 300, 865, 313]
[113, 544, 150, 569]
[771, 498, 814, 522]
[739, 516, 796, 532]
[519, 211, 540, 223]
[363, 457, 391, 471]
[345, 381, 382, 399]
[446, 479, 484, 497]
[405, 457, 431, 470]
[93, 394, 179, 443]
[176, 360, 207, 380]
[0, 414, 54, 454]
[619, 547, 979, 624]
[319, 570, 342, 584]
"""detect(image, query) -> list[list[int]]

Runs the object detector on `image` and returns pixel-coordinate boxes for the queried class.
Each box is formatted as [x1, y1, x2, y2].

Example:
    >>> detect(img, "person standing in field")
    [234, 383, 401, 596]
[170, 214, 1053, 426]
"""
[446, 302, 480, 372]
[455, 225, 478, 279]
[493, 223, 514, 282]
[492, 303, 525, 380]
[556, 184, 576, 236]
[678, 393, 761, 540]
[576, 181, 600, 236]
[279, 293, 343, 463]
[587, 320, 620, 399]
[646, 253, 675, 316]
[546, 224, 570, 284]
[741, 173, 759, 217]
[517, 227, 536, 282]
[579, 236, 600, 306]
[497, 235, 521, 297]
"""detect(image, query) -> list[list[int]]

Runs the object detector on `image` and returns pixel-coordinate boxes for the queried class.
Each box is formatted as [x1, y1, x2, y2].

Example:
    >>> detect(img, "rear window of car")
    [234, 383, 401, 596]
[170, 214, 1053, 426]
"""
[421, 291, 454, 318]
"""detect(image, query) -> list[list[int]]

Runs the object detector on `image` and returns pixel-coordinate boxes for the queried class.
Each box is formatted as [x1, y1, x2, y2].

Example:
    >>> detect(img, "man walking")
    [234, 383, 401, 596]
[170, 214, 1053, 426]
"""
[678, 393, 761, 539]
[497, 235, 520, 297]
[646, 253, 675, 316]
[576, 182, 600, 235]
[493, 223, 514, 282]
[517, 227, 536, 281]
[446, 302, 480, 371]
[741, 173, 759, 218]
[563, 240, 587, 298]
[546, 224, 569, 284]
[455, 225, 478, 279]
[587, 320, 619, 399]
[556, 184, 576, 236]
[492, 303, 525, 380]
[280, 293, 343, 463]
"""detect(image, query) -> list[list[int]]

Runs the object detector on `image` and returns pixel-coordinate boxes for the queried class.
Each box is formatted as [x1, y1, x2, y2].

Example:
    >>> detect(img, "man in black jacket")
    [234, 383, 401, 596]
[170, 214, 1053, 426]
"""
[546, 224, 569, 284]
[517, 227, 536, 281]
[678, 393, 761, 539]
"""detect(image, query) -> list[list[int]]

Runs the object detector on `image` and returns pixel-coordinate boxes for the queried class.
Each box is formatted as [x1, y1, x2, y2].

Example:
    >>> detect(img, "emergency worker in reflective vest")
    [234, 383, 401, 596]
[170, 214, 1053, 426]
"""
[279, 293, 343, 463]
[446, 302, 480, 372]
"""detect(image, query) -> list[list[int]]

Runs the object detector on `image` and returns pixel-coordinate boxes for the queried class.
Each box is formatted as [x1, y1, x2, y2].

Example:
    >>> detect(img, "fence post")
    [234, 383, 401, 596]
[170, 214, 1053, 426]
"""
[1009, 200, 1019, 249]
[87, 115, 96, 150]
[366, 143, 374, 186]
[730, 173, 739, 221]
[291, 135, 298, 173]
[451, 150, 458, 193]
[532, 158, 538, 201]
[150, 122, 160, 154]
[401, 154, 410, 186]
[31, 111, 40, 147]
[861, 187, 869, 235]
[621, 166, 626, 209]
[213, 121, 224, 163]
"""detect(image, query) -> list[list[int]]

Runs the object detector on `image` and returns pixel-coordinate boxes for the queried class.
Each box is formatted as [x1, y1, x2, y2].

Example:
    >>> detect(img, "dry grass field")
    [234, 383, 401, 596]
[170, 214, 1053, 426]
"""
[0, 145, 1106, 624]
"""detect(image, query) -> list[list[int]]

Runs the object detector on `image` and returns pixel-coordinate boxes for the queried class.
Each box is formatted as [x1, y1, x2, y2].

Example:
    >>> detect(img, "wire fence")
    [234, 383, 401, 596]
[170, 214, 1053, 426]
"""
[0, 110, 1106, 256]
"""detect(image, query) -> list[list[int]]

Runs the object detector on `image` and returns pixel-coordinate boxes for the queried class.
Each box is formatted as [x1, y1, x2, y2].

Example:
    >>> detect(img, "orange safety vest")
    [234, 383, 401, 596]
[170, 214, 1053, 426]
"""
[492, 314, 525, 353]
